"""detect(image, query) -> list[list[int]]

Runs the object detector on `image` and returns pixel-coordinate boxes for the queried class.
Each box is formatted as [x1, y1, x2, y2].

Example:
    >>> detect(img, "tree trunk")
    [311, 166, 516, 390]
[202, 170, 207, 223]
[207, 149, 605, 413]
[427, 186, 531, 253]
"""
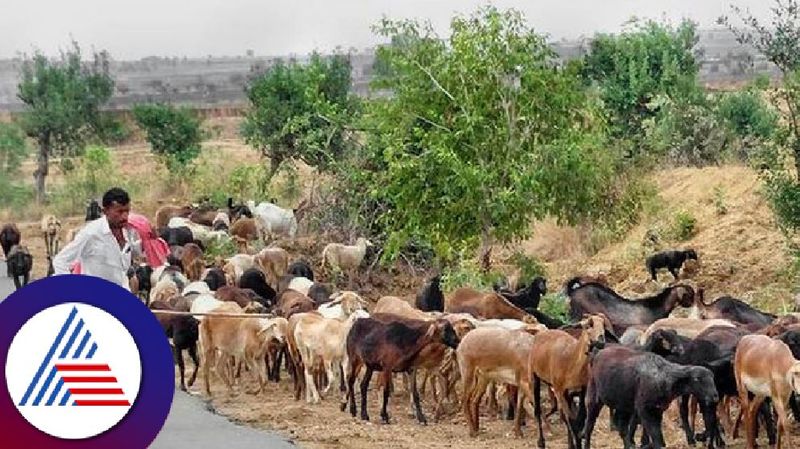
[34, 136, 50, 203]
[478, 228, 493, 274]
[259, 155, 283, 197]
[794, 139, 800, 181]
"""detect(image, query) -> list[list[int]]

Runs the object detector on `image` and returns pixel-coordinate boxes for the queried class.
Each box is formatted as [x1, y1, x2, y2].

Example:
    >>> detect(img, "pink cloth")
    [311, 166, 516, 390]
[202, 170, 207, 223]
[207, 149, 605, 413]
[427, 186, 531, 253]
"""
[70, 213, 169, 274]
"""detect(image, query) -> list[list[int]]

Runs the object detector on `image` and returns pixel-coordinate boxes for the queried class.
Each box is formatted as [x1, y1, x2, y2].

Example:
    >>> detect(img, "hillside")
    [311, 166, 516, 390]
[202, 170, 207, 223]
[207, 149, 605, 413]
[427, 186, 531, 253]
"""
[530, 165, 795, 313]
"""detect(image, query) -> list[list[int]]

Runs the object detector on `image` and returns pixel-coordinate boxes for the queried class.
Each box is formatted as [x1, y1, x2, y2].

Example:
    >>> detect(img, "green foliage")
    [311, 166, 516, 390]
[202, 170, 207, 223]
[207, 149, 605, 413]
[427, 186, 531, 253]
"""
[242, 53, 359, 179]
[643, 94, 734, 166]
[538, 293, 570, 323]
[48, 146, 142, 216]
[508, 252, 547, 282]
[762, 168, 800, 233]
[671, 210, 697, 241]
[367, 7, 615, 266]
[0, 122, 33, 208]
[440, 254, 503, 292]
[133, 103, 203, 172]
[585, 177, 659, 254]
[95, 115, 132, 145]
[16, 41, 114, 201]
[715, 88, 778, 141]
[583, 19, 700, 144]
[204, 236, 238, 260]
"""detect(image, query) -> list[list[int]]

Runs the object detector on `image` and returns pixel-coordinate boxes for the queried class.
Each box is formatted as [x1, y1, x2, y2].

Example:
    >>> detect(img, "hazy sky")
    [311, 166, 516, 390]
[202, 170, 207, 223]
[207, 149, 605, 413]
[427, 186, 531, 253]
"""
[1, 0, 773, 59]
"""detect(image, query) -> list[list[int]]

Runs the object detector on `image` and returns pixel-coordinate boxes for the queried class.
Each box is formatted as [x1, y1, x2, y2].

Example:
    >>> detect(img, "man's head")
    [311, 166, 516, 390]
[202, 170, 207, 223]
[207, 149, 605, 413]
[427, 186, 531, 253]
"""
[102, 187, 131, 229]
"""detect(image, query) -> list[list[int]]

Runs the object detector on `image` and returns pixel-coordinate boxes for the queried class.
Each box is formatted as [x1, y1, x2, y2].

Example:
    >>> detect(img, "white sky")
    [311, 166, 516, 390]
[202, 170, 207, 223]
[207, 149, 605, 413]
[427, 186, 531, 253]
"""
[0, 0, 774, 59]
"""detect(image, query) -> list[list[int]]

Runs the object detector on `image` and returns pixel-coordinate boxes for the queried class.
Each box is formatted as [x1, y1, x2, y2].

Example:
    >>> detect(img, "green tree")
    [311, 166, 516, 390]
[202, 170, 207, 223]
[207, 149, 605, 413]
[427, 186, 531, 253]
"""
[16, 41, 114, 202]
[583, 20, 701, 146]
[367, 7, 614, 270]
[0, 123, 31, 206]
[721, 0, 800, 175]
[132, 103, 203, 172]
[241, 52, 358, 187]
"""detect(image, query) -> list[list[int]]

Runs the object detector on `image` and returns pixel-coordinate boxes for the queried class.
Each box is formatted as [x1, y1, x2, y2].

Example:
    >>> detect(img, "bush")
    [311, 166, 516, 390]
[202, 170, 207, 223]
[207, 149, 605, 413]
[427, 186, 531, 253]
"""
[508, 252, 547, 283]
[440, 254, 504, 293]
[762, 171, 800, 233]
[95, 115, 133, 145]
[715, 88, 778, 141]
[133, 103, 203, 172]
[712, 186, 728, 216]
[204, 237, 238, 261]
[538, 293, 570, 323]
[585, 177, 660, 254]
[671, 210, 697, 241]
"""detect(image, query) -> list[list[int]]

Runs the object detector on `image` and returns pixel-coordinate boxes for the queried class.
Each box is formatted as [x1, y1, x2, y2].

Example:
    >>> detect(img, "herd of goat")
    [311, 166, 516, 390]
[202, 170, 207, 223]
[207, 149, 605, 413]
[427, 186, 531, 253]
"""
[4, 200, 800, 449]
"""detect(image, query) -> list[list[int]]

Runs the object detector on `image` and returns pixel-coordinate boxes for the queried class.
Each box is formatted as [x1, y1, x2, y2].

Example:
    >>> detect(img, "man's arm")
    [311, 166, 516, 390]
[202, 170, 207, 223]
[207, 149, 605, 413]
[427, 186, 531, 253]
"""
[52, 228, 91, 275]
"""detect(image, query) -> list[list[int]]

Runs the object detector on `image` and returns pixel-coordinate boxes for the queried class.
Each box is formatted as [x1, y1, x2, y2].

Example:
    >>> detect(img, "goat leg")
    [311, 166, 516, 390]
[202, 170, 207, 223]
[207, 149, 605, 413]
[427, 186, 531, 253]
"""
[188, 343, 199, 388]
[678, 395, 697, 446]
[380, 370, 393, 424]
[360, 367, 374, 421]
[410, 368, 427, 425]
[174, 346, 187, 392]
[533, 375, 546, 449]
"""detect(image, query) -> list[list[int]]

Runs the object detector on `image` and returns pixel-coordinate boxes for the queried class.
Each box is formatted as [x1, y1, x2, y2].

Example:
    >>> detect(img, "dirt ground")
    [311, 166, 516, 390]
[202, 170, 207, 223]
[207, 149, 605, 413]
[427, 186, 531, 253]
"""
[184, 361, 780, 449]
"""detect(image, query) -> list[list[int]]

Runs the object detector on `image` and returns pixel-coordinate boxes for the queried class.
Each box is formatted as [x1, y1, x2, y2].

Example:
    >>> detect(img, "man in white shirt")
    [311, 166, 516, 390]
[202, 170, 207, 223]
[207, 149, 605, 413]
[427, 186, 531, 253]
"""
[53, 187, 140, 290]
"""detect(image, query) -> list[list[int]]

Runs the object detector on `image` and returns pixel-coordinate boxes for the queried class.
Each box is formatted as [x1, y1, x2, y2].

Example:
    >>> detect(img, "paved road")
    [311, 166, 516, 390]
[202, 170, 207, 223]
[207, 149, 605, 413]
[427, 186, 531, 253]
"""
[0, 262, 297, 449]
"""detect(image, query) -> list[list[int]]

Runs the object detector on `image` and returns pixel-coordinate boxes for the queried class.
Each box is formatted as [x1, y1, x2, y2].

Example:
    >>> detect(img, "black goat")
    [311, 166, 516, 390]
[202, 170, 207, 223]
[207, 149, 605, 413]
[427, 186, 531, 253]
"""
[415, 275, 444, 312]
[583, 345, 720, 449]
[202, 267, 227, 291]
[1, 223, 21, 259]
[133, 264, 154, 304]
[150, 300, 200, 391]
[308, 283, 333, 305]
[7, 245, 33, 290]
[238, 268, 276, 307]
[85, 199, 102, 222]
[159, 226, 194, 247]
[494, 276, 547, 311]
[646, 249, 698, 281]
[287, 260, 314, 281]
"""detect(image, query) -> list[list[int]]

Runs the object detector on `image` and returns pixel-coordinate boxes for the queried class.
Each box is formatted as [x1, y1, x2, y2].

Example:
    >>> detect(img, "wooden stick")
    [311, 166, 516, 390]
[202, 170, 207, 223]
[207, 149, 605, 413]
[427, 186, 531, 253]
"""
[150, 310, 276, 319]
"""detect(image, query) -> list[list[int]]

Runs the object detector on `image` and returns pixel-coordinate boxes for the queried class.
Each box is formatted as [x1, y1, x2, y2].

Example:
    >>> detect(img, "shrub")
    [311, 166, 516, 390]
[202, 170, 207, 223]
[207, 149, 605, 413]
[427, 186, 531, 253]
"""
[539, 293, 570, 323]
[715, 88, 778, 141]
[713, 185, 728, 215]
[133, 103, 203, 173]
[508, 252, 547, 284]
[671, 210, 697, 241]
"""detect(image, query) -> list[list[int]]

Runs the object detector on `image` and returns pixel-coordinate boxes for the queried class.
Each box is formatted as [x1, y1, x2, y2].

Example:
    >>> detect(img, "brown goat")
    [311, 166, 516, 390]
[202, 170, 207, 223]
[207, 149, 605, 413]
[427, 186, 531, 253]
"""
[374, 296, 432, 321]
[343, 316, 460, 425]
[255, 247, 289, 287]
[735, 334, 800, 449]
[230, 217, 260, 246]
[528, 315, 607, 449]
[445, 288, 538, 322]
[457, 326, 542, 437]
[276, 289, 316, 318]
[181, 242, 205, 281]
[155, 204, 192, 228]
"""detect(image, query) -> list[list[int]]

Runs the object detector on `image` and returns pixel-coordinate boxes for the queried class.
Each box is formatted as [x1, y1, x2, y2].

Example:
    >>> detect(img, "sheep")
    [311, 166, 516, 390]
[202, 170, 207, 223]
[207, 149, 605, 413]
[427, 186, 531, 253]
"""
[287, 259, 314, 281]
[222, 254, 256, 285]
[318, 291, 369, 320]
[638, 317, 737, 345]
[528, 315, 609, 449]
[155, 204, 192, 228]
[292, 310, 370, 403]
[343, 316, 460, 424]
[150, 277, 180, 304]
[646, 249, 698, 282]
[182, 280, 211, 297]
[200, 301, 287, 395]
[181, 243, 205, 282]
[583, 346, 719, 449]
[416, 275, 444, 312]
[229, 217, 260, 252]
[321, 237, 373, 287]
[276, 289, 316, 318]
[6, 245, 33, 290]
[212, 212, 230, 231]
[735, 334, 800, 449]
[287, 276, 314, 296]
[567, 282, 695, 335]
[149, 300, 199, 391]
[1, 223, 21, 259]
[457, 326, 542, 437]
[254, 247, 289, 287]
[247, 200, 298, 241]
[40, 214, 62, 258]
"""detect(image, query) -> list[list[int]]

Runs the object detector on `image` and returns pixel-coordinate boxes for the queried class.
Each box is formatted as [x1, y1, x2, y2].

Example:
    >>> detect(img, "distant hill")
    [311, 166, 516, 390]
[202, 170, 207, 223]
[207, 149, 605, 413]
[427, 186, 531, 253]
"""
[0, 29, 779, 112]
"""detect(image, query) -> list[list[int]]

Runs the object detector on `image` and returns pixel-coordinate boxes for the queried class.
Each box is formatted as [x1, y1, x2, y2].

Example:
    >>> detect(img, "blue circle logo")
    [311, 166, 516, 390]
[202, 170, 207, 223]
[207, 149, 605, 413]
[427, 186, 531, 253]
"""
[0, 275, 174, 448]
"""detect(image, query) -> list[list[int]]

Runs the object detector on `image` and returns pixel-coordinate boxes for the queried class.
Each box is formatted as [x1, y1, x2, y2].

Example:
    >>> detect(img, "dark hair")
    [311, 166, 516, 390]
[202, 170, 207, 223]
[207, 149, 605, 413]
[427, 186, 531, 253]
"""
[102, 187, 131, 208]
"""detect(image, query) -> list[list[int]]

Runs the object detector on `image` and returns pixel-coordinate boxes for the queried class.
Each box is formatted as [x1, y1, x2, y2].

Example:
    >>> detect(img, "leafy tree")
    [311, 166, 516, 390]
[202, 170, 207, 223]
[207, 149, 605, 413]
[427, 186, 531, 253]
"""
[241, 53, 358, 186]
[16, 41, 114, 202]
[715, 86, 778, 141]
[132, 103, 203, 172]
[0, 123, 31, 206]
[583, 20, 701, 146]
[366, 6, 614, 270]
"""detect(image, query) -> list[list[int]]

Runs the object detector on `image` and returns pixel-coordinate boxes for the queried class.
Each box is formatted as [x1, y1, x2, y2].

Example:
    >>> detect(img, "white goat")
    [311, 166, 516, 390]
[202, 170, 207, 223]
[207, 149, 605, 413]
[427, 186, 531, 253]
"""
[288, 276, 314, 296]
[317, 291, 370, 320]
[321, 237, 372, 287]
[246, 200, 298, 240]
